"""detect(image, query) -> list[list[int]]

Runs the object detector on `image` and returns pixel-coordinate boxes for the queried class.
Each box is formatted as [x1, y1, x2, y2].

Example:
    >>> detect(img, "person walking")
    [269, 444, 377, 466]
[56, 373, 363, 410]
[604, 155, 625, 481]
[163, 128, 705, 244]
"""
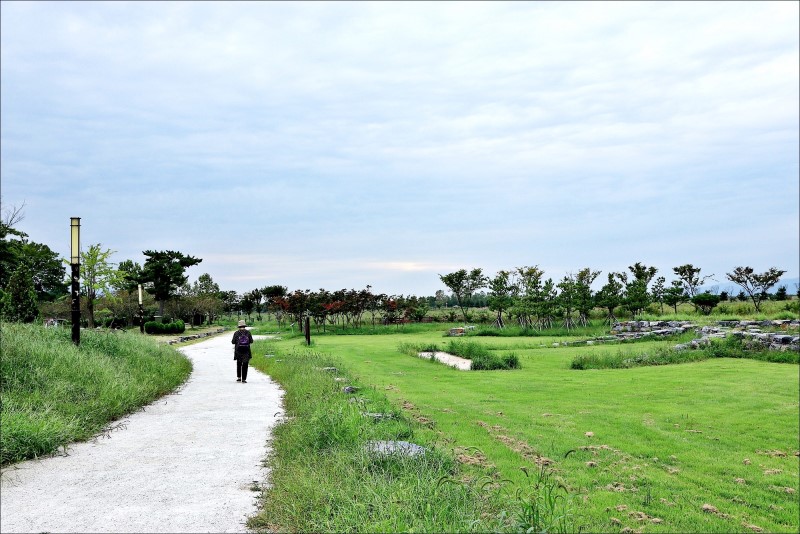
[232, 320, 254, 383]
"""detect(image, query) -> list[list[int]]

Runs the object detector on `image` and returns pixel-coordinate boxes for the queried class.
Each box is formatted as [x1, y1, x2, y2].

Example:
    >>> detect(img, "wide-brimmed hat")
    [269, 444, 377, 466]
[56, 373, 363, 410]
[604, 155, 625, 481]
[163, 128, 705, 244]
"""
[237, 320, 246, 327]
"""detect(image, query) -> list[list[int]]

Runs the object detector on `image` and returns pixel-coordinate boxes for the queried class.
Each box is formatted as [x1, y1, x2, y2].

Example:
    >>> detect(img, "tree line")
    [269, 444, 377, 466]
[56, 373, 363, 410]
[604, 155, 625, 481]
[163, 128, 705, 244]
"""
[0, 203, 793, 329]
[439, 263, 790, 329]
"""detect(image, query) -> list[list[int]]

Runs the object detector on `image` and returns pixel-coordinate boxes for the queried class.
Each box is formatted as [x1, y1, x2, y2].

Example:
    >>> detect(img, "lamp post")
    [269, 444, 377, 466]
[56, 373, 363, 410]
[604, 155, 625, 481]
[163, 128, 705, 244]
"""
[70, 217, 81, 346]
[138, 284, 144, 333]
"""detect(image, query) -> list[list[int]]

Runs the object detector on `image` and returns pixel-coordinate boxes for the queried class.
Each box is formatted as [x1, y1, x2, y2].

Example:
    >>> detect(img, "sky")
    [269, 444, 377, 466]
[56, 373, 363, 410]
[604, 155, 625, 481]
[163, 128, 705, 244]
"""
[2, 1, 798, 297]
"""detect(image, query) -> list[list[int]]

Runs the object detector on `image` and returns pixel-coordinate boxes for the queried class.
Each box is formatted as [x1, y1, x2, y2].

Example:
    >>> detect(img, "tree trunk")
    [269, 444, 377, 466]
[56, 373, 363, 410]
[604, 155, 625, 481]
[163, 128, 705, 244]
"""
[87, 297, 95, 328]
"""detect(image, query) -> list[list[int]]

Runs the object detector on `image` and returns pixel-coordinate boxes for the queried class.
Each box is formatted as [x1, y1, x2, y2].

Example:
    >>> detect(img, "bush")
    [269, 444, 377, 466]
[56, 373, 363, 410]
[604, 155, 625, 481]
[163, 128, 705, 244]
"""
[144, 321, 162, 334]
[445, 340, 520, 370]
[144, 320, 185, 335]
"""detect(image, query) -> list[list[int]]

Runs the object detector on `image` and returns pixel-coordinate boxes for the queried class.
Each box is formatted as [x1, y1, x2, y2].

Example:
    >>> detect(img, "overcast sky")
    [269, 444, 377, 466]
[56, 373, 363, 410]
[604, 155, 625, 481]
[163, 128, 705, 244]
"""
[2, 1, 798, 296]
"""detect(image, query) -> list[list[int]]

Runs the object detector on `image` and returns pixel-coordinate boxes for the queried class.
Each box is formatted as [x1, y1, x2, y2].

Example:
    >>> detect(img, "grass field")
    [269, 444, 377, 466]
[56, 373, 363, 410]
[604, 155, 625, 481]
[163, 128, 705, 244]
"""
[250, 320, 799, 533]
[0, 324, 193, 466]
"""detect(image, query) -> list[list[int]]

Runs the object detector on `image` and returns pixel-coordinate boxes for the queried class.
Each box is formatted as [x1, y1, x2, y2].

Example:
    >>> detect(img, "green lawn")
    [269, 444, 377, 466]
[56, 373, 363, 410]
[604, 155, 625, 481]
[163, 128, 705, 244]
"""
[256, 325, 799, 533]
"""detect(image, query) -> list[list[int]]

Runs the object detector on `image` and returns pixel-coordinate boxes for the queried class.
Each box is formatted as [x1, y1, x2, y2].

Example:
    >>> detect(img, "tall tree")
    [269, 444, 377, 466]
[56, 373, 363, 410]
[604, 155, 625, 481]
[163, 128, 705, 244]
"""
[141, 250, 202, 316]
[574, 267, 601, 326]
[79, 244, 125, 328]
[487, 270, 515, 328]
[0, 204, 65, 301]
[672, 264, 715, 299]
[557, 274, 577, 330]
[0, 200, 26, 289]
[595, 272, 624, 324]
[438, 268, 487, 325]
[192, 273, 222, 325]
[116, 260, 144, 292]
[624, 262, 658, 317]
[726, 266, 786, 313]
[651, 276, 666, 315]
[663, 280, 686, 314]
[18, 241, 67, 302]
[1, 260, 38, 323]
[691, 292, 721, 315]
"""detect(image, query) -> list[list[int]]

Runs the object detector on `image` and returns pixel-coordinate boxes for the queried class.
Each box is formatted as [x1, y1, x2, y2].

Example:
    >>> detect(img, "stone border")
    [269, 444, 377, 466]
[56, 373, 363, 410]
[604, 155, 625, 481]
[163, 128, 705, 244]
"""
[166, 328, 227, 345]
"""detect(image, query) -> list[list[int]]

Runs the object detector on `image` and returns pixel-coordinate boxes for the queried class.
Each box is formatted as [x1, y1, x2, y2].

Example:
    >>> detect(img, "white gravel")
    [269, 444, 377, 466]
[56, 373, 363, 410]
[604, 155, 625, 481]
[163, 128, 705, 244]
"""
[418, 351, 472, 370]
[0, 332, 284, 533]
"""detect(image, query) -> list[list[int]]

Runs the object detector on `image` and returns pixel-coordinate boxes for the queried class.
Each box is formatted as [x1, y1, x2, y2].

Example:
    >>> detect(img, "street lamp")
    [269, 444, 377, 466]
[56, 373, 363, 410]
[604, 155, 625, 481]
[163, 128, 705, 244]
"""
[70, 217, 81, 346]
[138, 284, 144, 333]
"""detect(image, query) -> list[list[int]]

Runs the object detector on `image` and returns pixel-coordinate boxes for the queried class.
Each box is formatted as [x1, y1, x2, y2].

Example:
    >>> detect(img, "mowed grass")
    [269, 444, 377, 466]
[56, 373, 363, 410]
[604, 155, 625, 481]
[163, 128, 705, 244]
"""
[0, 323, 192, 465]
[256, 326, 799, 533]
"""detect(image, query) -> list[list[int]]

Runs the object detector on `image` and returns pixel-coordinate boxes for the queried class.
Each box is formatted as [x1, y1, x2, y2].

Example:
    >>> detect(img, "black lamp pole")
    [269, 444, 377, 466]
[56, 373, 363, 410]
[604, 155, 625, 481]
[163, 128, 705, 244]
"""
[70, 217, 81, 346]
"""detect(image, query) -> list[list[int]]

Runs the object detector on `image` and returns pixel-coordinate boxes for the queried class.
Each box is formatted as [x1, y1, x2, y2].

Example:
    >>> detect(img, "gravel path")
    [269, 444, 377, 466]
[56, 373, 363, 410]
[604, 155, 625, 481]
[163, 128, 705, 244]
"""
[0, 332, 284, 533]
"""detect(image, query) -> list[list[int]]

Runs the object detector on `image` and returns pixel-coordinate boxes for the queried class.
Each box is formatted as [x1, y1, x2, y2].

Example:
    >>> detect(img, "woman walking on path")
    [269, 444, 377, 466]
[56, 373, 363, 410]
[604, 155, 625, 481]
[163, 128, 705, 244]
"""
[232, 320, 254, 383]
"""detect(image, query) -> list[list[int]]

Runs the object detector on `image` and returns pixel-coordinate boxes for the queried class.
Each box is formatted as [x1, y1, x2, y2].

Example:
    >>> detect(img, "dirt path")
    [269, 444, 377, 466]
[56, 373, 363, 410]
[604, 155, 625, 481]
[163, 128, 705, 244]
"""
[0, 332, 284, 533]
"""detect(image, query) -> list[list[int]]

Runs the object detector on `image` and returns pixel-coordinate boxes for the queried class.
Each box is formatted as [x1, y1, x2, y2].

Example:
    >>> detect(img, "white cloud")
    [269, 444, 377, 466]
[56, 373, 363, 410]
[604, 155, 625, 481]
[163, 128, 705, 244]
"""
[2, 1, 797, 295]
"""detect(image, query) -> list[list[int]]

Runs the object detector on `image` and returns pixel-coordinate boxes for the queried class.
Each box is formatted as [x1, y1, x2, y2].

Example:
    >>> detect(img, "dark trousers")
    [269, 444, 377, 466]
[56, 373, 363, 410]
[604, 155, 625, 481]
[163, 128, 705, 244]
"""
[236, 357, 250, 380]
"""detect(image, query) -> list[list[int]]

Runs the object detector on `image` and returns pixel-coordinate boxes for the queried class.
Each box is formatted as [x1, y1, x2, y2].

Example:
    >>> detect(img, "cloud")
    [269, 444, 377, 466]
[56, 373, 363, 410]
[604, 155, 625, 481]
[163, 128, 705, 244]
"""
[1, 1, 797, 295]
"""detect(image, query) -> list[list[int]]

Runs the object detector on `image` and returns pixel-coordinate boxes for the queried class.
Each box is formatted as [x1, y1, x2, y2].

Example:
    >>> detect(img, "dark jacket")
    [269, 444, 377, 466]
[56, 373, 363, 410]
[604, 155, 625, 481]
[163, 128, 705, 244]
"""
[232, 328, 254, 360]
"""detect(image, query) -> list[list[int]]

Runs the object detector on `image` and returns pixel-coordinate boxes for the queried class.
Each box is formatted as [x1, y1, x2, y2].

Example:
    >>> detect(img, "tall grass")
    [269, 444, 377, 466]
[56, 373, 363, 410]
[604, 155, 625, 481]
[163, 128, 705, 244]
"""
[247, 347, 512, 532]
[0, 323, 192, 465]
[446, 340, 521, 370]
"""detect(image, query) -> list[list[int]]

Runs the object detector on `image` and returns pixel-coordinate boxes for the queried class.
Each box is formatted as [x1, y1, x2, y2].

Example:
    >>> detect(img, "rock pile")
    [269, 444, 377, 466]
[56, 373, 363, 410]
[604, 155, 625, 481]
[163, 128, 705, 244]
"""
[167, 328, 226, 345]
[611, 321, 695, 341]
[677, 322, 800, 352]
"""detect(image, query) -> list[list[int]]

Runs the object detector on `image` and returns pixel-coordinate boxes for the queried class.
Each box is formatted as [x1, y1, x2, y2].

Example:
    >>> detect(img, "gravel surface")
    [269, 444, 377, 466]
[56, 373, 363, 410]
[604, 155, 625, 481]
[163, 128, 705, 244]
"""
[0, 332, 284, 533]
[417, 351, 471, 370]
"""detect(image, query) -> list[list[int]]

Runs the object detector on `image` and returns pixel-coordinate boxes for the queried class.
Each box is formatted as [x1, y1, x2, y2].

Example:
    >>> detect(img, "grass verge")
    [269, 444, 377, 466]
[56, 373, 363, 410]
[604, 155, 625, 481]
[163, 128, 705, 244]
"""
[247, 344, 577, 532]
[0, 323, 192, 465]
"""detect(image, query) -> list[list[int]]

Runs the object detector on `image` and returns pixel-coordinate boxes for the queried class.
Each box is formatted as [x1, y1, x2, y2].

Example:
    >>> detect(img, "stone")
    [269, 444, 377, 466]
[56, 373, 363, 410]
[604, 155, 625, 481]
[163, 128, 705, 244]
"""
[361, 412, 396, 421]
[342, 386, 358, 393]
[365, 440, 427, 458]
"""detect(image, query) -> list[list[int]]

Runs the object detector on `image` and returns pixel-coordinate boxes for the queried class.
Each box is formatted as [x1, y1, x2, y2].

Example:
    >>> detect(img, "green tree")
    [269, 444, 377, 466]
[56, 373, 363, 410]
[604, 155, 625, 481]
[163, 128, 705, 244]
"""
[557, 274, 578, 330]
[595, 272, 624, 324]
[2, 261, 38, 323]
[116, 260, 144, 292]
[487, 270, 515, 328]
[78, 244, 126, 328]
[0, 201, 26, 290]
[672, 264, 715, 299]
[438, 268, 487, 325]
[0, 205, 66, 302]
[651, 276, 666, 315]
[575, 267, 600, 326]
[663, 280, 686, 314]
[725, 266, 786, 313]
[240, 291, 256, 320]
[623, 262, 658, 317]
[773, 286, 788, 301]
[20, 241, 67, 302]
[193, 273, 222, 325]
[691, 292, 721, 315]
[141, 250, 202, 316]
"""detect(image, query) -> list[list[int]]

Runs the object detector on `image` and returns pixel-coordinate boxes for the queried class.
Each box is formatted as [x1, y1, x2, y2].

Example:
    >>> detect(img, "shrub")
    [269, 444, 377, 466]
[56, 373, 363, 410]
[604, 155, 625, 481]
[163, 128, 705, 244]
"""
[502, 352, 521, 369]
[446, 340, 519, 370]
[144, 321, 162, 334]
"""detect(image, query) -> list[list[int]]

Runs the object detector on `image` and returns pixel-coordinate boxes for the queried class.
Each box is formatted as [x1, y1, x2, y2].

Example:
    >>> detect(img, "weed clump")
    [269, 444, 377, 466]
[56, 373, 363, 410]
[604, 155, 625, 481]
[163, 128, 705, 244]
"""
[447, 340, 520, 370]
